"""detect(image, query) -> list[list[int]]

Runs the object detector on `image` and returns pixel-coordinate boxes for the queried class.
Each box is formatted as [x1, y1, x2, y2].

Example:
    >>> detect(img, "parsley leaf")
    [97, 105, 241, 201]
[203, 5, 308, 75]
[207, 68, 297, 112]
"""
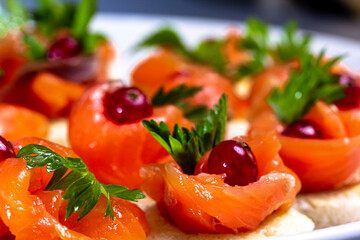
[151, 84, 208, 122]
[192, 39, 227, 73]
[267, 51, 345, 125]
[137, 27, 229, 74]
[138, 20, 270, 80]
[235, 18, 270, 78]
[23, 34, 47, 60]
[82, 32, 107, 54]
[275, 21, 312, 62]
[181, 103, 209, 122]
[0, 68, 4, 77]
[71, 0, 96, 38]
[143, 94, 227, 174]
[137, 26, 193, 59]
[32, 0, 105, 54]
[152, 84, 202, 106]
[17, 144, 145, 221]
[33, 0, 76, 36]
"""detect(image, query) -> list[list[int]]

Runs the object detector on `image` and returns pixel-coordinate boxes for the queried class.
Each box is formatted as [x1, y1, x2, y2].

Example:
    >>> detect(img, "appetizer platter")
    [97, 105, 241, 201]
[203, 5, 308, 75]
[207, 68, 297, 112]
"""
[1, 0, 360, 239]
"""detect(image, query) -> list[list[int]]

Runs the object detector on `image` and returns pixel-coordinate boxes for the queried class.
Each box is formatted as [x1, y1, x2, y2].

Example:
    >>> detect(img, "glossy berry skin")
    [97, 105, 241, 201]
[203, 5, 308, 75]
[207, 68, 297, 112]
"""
[334, 74, 360, 110]
[0, 136, 15, 162]
[104, 87, 153, 124]
[47, 36, 82, 61]
[207, 140, 258, 186]
[282, 120, 323, 139]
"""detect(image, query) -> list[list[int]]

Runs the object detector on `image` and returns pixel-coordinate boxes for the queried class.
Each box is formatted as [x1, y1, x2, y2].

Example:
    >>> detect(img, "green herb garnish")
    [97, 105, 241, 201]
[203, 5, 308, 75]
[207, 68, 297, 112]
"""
[193, 39, 227, 74]
[235, 18, 270, 78]
[0, 68, 4, 77]
[23, 34, 47, 60]
[275, 21, 312, 62]
[71, 0, 96, 38]
[32, 0, 76, 36]
[152, 84, 202, 107]
[267, 51, 345, 124]
[17, 144, 145, 221]
[82, 32, 107, 54]
[137, 20, 270, 80]
[143, 94, 227, 174]
[137, 26, 193, 59]
[137, 27, 228, 74]
[137, 19, 317, 81]
[32, 0, 105, 54]
[180, 103, 209, 122]
[152, 84, 208, 122]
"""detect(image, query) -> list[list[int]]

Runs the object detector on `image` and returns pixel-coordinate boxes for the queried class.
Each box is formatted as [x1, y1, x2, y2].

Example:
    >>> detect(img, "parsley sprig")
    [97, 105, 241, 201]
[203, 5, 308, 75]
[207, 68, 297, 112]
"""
[275, 21, 312, 63]
[17, 144, 145, 221]
[143, 94, 227, 174]
[138, 26, 194, 59]
[193, 39, 227, 74]
[137, 19, 314, 81]
[152, 84, 208, 122]
[235, 18, 270, 78]
[267, 51, 345, 125]
[31, 0, 106, 54]
[23, 34, 47, 60]
[137, 19, 270, 79]
[152, 84, 202, 106]
[137, 27, 227, 75]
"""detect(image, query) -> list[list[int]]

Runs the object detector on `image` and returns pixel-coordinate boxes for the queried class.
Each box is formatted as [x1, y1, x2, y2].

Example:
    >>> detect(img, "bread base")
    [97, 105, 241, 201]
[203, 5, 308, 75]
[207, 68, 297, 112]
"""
[294, 182, 360, 229]
[226, 119, 249, 139]
[137, 197, 314, 239]
[47, 119, 69, 147]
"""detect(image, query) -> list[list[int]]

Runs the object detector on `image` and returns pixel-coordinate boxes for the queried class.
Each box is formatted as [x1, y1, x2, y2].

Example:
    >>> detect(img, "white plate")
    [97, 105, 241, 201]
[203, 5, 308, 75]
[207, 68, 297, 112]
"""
[91, 13, 360, 240]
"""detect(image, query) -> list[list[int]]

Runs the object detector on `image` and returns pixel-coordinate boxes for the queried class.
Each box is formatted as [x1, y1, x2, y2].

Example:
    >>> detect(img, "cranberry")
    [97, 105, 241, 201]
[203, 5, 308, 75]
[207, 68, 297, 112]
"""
[282, 120, 323, 139]
[0, 136, 15, 162]
[334, 74, 360, 110]
[47, 36, 82, 61]
[104, 86, 153, 124]
[206, 140, 258, 186]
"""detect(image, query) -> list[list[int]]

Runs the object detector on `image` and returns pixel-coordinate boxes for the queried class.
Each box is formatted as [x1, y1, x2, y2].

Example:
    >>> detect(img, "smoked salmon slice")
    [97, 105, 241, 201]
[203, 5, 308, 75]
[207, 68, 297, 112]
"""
[0, 104, 49, 141]
[141, 132, 299, 233]
[132, 49, 248, 118]
[1, 35, 114, 119]
[247, 65, 291, 120]
[0, 36, 26, 100]
[4, 72, 87, 118]
[0, 137, 149, 240]
[250, 101, 360, 192]
[68, 81, 193, 189]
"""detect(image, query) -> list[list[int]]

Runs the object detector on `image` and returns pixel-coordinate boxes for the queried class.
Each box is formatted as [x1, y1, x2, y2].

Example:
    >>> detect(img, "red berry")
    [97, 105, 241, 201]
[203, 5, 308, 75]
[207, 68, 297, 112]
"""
[206, 140, 258, 186]
[334, 74, 360, 110]
[0, 136, 15, 162]
[282, 120, 323, 139]
[104, 86, 153, 124]
[47, 36, 81, 61]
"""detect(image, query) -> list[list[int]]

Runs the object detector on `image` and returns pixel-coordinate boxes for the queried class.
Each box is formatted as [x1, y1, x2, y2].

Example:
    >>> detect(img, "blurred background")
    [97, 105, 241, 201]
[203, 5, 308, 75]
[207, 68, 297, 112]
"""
[24, 0, 360, 40]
